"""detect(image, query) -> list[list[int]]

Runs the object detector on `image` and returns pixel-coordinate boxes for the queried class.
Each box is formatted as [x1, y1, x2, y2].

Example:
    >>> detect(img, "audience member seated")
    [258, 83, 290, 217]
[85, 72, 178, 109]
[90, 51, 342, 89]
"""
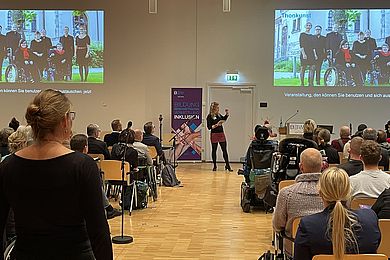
[133, 129, 153, 166]
[273, 148, 324, 258]
[316, 128, 340, 164]
[343, 123, 367, 159]
[294, 167, 380, 260]
[111, 129, 139, 171]
[362, 128, 389, 171]
[243, 125, 277, 183]
[142, 121, 167, 164]
[8, 117, 20, 132]
[103, 119, 122, 147]
[87, 123, 111, 160]
[331, 125, 350, 152]
[350, 140, 390, 198]
[372, 188, 390, 219]
[0, 127, 14, 158]
[302, 119, 316, 140]
[377, 129, 390, 153]
[70, 134, 121, 220]
[0, 89, 113, 259]
[338, 136, 363, 176]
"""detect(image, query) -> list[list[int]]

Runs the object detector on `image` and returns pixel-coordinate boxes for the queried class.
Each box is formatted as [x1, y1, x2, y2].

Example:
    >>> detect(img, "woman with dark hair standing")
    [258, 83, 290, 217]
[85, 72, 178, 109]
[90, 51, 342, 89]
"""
[75, 25, 91, 82]
[0, 89, 113, 259]
[294, 167, 380, 260]
[206, 102, 232, 172]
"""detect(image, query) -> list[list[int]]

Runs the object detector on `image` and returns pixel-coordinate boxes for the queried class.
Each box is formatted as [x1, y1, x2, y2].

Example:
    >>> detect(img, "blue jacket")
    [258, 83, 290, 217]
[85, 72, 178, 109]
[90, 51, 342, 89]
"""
[294, 206, 380, 260]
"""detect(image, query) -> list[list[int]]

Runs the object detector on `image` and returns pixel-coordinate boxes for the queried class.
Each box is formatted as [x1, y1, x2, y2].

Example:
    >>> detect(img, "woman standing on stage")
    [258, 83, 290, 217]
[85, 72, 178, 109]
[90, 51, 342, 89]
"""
[206, 102, 232, 172]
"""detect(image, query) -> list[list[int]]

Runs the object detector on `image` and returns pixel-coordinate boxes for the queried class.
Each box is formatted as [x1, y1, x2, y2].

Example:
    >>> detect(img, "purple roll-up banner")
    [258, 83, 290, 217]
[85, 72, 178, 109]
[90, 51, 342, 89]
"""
[171, 88, 202, 161]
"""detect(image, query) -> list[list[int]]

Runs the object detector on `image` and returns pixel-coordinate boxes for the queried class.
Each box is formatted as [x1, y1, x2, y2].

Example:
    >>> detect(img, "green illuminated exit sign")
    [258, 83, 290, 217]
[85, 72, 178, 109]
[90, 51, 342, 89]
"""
[226, 73, 239, 82]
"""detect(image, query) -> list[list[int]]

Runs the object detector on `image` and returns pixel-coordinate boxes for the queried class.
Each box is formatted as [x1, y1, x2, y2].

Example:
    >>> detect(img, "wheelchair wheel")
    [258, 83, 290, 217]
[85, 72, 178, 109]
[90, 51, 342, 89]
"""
[324, 67, 338, 86]
[5, 64, 18, 83]
[3, 238, 15, 260]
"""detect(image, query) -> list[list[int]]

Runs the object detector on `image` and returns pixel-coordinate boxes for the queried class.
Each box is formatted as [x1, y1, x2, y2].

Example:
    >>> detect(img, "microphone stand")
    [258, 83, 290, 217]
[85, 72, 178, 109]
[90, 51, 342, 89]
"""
[159, 115, 163, 143]
[112, 136, 133, 244]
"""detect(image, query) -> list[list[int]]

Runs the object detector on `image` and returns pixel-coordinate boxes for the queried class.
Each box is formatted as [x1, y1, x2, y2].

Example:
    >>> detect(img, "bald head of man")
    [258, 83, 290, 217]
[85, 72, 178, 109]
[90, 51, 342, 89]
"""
[340, 126, 350, 139]
[134, 129, 143, 142]
[300, 148, 323, 173]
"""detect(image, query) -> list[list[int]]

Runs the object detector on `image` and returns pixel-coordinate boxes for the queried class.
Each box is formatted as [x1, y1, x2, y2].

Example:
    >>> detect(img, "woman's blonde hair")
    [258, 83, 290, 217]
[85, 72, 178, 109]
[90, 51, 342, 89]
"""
[25, 89, 71, 141]
[8, 130, 28, 153]
[303, 119, 317, 134]
[209, 102, 219, 117]
[319, 167, 359, 260]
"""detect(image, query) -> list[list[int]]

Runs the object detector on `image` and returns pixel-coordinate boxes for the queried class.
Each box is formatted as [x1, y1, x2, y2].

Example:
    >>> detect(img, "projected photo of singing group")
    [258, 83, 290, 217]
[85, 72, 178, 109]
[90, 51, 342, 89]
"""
[0, 10, 104, 84]
[274, 9, 390, 87]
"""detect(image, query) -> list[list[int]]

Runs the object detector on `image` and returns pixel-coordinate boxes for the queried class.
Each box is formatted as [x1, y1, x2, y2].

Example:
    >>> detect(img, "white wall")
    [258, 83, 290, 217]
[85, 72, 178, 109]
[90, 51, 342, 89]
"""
[1, 0, 390, 138]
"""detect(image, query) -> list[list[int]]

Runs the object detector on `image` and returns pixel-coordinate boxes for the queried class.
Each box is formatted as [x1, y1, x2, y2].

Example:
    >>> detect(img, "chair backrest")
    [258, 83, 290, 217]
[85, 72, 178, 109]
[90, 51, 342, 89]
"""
[249, 140, 278, 169]
[378, 219, 390, 257]
[278, 179, 295, 191]
[292, 217, 300, 239]
[101, 160, 130, 181]
[312, 254, 388, 260]
[148, 146, 158, 159]
[350, 197, 377, 210]
[339, 152, 348, 164]
[87, 153, 104, 170]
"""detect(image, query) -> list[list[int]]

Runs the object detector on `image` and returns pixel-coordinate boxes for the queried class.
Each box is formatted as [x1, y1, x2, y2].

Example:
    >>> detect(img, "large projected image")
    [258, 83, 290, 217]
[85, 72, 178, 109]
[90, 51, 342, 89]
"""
[0, 10, 104, 84]
[274, 9, 390, 87]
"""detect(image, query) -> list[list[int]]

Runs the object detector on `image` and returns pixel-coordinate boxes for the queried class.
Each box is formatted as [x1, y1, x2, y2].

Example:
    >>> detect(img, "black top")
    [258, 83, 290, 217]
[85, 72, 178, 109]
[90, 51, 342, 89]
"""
[377, 52, 390, 71]
[338, 159, 363, 177]
[0, 152, 113, 259]
[0, 33, 6, 57]
[326, 31, 343, 56]
[76, 35, 91, 49]
[294, 206, 380, 260]
[299, 32, 314, 60]
[87, 137, 111, 160]
[364, 37, 377, 53]
[352, 40, 369, 56]
[111, 143, 139, 170]
[41, 36, 53, 56]
[319, 144, 340, 164]
[312, 35, 326, 60]
[30, 39, 45, 56]
[5, 31, 21, 52]
[372, 188, 390, 219]
[104, 132, 120, 147]
[206, 113, 228, 133]
[60, 34, 74, 59]
[142, 133, 163, 156]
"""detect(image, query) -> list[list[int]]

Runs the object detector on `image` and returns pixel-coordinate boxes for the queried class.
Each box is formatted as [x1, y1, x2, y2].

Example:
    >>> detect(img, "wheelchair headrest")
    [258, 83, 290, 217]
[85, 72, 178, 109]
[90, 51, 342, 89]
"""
[279, 137, 318, 153]
[255, 125, 269, 141]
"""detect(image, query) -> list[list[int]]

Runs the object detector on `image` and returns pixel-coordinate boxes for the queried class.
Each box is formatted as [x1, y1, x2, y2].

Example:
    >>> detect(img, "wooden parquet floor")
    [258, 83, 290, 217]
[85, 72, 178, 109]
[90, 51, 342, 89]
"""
[109, 163, 274, 259]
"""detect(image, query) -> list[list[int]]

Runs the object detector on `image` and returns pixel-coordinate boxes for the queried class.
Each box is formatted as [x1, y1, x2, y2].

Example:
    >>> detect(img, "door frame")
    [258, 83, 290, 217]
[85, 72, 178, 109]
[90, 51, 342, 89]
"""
[203, 83, 256, 162]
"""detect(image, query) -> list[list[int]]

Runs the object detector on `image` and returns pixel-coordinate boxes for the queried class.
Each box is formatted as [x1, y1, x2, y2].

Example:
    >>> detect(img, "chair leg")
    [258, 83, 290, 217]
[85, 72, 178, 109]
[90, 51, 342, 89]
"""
[129, 181, 137, 216]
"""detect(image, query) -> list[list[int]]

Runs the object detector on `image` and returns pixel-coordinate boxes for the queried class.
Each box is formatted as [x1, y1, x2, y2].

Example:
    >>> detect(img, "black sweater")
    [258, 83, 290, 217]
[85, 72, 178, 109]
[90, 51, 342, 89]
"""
[206, 113, 228, 133]
[0, 152, 113, 259]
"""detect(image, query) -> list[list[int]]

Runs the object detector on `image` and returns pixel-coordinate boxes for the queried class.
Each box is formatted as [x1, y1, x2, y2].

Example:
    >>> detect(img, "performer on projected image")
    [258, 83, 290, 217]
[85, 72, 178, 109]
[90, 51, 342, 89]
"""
[299, 21, 315, 86]
[75, 25, 91, 82]
[206, 102, 232, 172]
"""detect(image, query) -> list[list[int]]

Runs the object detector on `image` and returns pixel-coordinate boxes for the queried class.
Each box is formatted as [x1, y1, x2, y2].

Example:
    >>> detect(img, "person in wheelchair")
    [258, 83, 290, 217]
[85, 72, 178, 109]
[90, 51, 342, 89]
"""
[242, 125, 277, 184]
[335, 40, 364, 86]
[14, 39, 39, 83]
[50, 42, 68, 81]
[374, 43, 390, 85]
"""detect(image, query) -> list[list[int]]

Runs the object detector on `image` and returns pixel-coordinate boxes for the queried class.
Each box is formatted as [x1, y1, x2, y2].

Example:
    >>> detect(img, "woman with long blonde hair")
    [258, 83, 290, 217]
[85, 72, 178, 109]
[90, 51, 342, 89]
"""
[206, 101, 232, 171]
[294, 167, 380, 260]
